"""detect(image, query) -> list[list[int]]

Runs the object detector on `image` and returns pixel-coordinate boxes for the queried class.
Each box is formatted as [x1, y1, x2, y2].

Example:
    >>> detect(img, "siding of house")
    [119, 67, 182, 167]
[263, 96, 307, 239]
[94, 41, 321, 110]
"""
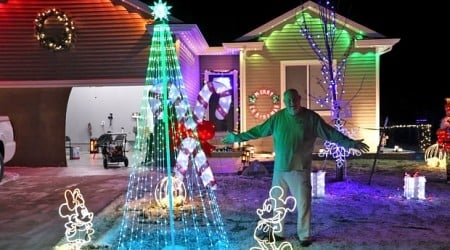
[0, 0, 151, 85]
[0, 0, 207, 166]
[242, 11, 379, 153]
[0, 0, 384, 166]
[0, 0, 154, 166]
[200, 55, 240, 77]
[177, 40, 201, 110]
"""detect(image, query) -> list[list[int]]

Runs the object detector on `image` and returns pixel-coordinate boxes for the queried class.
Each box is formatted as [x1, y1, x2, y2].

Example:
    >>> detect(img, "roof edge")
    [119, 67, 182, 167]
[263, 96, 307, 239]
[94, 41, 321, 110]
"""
[113, 0, 183, 23]
[235, 0, 385, 42]
[355, 38, 401, 55]
[146, 23, 210, 55]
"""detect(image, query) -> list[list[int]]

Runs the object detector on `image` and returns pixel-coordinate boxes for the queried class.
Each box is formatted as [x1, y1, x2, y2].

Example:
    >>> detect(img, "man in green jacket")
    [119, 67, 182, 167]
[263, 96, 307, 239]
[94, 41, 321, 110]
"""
[222, 88, 369, 247]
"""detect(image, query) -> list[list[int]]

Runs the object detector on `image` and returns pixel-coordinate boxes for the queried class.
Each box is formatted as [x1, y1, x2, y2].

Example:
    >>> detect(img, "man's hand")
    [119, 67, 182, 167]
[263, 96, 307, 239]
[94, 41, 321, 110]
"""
[222, 132, 237, 144]
[354, 139, 370, 153]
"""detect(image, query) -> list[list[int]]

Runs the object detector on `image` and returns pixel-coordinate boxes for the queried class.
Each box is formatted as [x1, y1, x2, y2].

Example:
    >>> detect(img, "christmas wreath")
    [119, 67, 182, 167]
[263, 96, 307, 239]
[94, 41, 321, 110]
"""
[34, 8, 75, 51]
[248, 89, 280, 120]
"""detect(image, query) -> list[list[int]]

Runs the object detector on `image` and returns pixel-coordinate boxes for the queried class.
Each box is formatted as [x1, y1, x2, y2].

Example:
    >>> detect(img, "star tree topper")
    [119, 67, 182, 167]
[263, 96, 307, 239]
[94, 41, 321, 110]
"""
[150, 0, 172, 22]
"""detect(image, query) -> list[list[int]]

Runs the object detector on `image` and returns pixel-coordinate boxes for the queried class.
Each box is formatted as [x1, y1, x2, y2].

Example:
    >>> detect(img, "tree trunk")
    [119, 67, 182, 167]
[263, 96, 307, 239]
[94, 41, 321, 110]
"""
[335, 160, 347, 181]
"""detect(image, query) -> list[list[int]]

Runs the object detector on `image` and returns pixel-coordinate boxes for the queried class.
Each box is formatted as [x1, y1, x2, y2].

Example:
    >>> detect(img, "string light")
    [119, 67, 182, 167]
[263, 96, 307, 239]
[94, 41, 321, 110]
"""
[252, 186, 296, 249]
[58, 188, 94, 249]
[388, 124, 432, 151]
[298, 1, 362, 177]
[34, 8, 75, 51]
[403, 172, 426, 200]
[117, 1, 229, 249]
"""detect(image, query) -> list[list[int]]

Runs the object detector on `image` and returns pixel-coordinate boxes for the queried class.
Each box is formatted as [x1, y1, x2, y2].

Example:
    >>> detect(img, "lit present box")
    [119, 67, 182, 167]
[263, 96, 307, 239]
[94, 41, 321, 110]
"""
[403, 173, 426, 200]
[311, 170, 326, 198]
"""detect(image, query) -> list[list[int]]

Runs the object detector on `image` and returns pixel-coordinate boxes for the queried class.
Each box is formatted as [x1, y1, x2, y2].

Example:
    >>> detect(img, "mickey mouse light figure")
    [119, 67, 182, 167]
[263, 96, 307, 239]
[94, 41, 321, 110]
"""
[251, 186, 296, 250]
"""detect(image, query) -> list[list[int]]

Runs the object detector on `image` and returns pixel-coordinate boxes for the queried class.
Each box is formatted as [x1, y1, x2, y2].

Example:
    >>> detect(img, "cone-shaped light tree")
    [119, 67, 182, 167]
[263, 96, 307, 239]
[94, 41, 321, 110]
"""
[117, 1, 229, 249]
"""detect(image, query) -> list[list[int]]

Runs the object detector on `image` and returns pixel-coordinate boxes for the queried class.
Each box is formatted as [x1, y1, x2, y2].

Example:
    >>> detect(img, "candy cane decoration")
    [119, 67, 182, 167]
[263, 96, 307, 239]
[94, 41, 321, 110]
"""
[193, 78, 232, 123]
[147, 83, 197, 131]
[146, 82, 217, 188]
[174, 137, 216, 189]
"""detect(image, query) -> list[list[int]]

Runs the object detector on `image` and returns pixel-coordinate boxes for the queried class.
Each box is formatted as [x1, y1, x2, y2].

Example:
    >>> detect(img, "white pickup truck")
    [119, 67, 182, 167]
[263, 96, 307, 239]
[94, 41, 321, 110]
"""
[0, 116, 16, 181]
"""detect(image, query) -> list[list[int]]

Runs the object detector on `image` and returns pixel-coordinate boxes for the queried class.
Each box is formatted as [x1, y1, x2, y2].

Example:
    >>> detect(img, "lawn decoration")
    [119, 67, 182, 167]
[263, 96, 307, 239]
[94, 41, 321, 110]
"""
[403, 172, 426, 200]
[251, 186, 296, 250]
[196, 120, 216, 156]
[437, 129, 450, 152]
[117, 2, 229, 249]
[147, 83, 216, 156]
[311, 170, 326, 198]
[155, 176, 186, 208]
[194, 78, 232, 123]
[299, 0, 365, 180]
[424, 143, 446, 168]
[426, 98, 450, 181]
[58, 188, 94, 250]
[173, 137, 216, 189]
[437, 98, 450, 182]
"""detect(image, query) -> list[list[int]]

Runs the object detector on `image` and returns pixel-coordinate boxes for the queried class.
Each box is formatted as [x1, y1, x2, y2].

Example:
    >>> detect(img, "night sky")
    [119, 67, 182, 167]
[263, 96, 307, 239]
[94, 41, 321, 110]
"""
[144, 0, 447, 130]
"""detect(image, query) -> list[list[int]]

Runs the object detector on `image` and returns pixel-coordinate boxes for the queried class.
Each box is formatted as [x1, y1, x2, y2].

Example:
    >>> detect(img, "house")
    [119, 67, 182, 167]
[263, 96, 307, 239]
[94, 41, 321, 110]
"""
[223, 1, 400, 153]
[0, 0, 398, 166]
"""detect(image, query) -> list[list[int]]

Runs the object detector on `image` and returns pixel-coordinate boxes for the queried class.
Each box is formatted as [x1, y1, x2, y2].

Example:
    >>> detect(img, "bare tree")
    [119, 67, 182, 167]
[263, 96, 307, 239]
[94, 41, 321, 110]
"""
[298, 0, 363, 180]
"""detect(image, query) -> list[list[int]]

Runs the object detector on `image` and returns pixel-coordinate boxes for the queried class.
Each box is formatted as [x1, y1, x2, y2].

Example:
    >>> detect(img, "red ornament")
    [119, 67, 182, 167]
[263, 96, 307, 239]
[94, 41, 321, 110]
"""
[197, 120, 216, 156]
[197, 120, 215, 141]
[437, 128, 450, 152]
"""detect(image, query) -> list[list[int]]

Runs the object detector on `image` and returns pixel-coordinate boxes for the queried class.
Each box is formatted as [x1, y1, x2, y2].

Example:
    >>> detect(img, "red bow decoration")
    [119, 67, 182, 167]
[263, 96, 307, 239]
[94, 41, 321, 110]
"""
[197, 120, 216, 157]
[175, 120, 216, 157]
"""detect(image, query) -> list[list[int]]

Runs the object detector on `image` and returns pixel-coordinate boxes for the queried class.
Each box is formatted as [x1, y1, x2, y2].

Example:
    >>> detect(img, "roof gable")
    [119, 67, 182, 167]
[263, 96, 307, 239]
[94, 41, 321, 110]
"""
[235, 0, 384, 42]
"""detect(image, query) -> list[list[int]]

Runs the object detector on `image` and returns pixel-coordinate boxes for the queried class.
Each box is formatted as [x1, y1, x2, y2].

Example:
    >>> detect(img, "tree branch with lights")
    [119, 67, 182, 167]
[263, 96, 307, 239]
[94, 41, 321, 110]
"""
[298, 0, 364, 180]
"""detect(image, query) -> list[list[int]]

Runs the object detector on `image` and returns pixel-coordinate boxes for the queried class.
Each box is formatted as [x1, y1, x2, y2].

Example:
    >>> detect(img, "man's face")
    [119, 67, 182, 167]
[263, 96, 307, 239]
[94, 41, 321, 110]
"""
[283, 91, 301, 115]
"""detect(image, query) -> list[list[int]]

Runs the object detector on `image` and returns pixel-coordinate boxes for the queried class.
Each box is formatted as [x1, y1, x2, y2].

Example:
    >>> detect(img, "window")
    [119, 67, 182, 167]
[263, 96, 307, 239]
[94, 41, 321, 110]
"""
[280, 60, 332, 114]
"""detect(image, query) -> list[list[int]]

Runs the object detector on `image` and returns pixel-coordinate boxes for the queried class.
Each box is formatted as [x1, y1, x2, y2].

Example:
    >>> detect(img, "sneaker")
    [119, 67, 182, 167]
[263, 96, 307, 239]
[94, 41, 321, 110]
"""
[299, 239, 312, 247]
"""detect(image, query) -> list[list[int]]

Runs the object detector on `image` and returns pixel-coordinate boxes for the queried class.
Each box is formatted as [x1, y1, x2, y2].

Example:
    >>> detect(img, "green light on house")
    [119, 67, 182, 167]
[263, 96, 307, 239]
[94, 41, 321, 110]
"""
[355, 32, 365, 40]
[263, 12, 353, 52]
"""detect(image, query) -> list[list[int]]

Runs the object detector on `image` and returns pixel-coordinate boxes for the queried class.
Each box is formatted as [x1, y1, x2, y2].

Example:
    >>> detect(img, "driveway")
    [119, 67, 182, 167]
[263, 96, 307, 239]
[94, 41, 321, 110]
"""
[0, 153, 130, 250]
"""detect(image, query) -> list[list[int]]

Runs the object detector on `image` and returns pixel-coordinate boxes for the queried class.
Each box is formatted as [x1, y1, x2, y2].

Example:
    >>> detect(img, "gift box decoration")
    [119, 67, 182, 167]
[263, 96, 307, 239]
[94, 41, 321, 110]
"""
[311, 170, 326, 198]
[403, 172, 426, 200]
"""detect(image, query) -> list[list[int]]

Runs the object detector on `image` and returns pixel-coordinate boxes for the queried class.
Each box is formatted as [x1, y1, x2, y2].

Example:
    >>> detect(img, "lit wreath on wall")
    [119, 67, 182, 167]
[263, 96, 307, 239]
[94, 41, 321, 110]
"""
[34, 8, 75, 51]
[248, 89, 280, 120]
